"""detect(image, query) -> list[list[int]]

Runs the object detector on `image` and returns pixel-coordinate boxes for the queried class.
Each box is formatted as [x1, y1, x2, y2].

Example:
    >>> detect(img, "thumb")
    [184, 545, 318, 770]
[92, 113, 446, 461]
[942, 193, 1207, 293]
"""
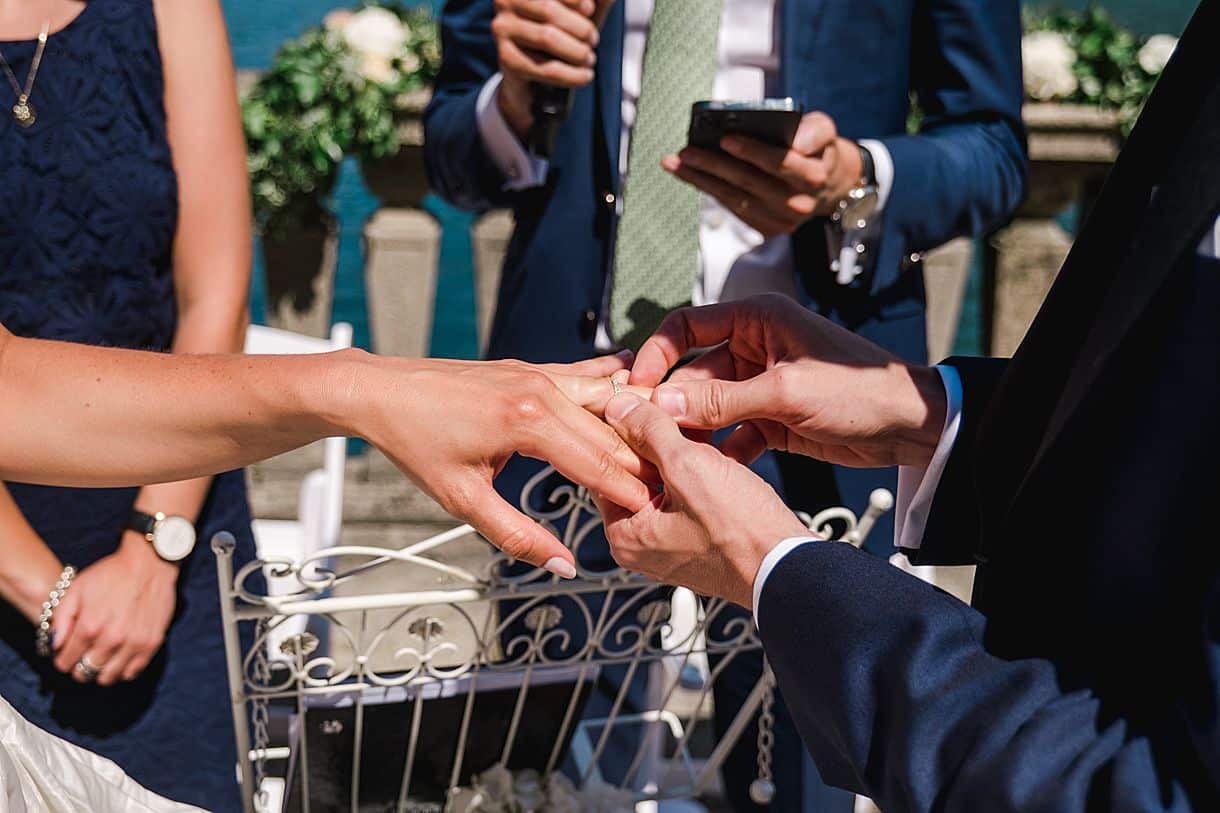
[652, 375, 781, 430]
[460, 480, 578, 579]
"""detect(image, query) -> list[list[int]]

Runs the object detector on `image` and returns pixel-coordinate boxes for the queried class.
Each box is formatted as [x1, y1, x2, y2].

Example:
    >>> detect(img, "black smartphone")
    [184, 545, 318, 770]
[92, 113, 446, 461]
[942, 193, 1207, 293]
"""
[687, 99, 804, 151]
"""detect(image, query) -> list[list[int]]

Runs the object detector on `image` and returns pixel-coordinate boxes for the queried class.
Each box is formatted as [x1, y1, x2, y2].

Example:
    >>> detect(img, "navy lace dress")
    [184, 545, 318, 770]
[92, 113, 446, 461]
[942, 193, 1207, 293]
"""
[0, 2, 257, 810]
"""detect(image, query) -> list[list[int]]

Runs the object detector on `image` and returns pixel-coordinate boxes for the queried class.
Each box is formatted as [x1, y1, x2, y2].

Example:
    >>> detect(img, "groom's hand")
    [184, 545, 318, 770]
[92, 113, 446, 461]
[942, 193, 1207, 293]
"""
[351, 352, 653, 578]
[628, 294, 947, 469]
[595, 394, 811, 608]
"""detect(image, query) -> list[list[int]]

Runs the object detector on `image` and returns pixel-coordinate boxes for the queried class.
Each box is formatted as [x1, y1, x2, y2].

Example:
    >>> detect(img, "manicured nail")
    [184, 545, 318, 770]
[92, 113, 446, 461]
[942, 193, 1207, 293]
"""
[605, 393, 642, 422]
[661, 155, 680, 172]
[655, 385, 687, 418]
[615, 348, 635, 364]
[544, 557, 577, 579]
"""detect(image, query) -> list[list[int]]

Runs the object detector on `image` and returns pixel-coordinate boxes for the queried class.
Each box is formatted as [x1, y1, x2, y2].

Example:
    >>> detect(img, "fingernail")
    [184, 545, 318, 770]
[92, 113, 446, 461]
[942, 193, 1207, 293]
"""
[591, 28, 600, 47]
[544, 557, 577, 580]
[605, 393, 642, 422]
[661, 155, 680, 172]
[655, 386, 687, 418]
[615, 348, 635, 364]
[721, 136, 741, 152]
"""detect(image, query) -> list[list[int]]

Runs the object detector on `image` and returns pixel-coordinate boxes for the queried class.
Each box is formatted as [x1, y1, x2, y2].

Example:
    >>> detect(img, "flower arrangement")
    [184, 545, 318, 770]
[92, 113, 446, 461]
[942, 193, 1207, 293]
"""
[242, 2, 441, 235]
[1021, 6, 1178, 133]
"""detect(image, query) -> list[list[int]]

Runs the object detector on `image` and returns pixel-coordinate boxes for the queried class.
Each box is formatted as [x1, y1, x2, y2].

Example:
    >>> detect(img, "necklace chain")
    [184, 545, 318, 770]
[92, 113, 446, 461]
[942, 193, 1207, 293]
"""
[0, 20, 50, 104]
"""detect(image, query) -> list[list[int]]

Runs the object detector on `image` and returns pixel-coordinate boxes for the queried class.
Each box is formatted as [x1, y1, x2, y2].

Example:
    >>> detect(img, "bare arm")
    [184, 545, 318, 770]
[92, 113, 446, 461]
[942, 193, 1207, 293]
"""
[0, 331, 343, 487]
[0, 327, 652, 572]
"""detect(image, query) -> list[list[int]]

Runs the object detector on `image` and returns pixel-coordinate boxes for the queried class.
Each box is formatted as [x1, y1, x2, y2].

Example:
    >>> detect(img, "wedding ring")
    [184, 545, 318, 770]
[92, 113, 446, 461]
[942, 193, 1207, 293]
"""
[75, 655, 100, 680]
[610, 376, 625, 395]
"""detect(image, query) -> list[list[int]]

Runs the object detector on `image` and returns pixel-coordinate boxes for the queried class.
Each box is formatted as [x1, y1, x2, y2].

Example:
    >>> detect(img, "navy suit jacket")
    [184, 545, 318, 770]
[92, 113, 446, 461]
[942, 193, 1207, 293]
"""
[425, 0, 1027, 367]
[758, 3, 1220, 808]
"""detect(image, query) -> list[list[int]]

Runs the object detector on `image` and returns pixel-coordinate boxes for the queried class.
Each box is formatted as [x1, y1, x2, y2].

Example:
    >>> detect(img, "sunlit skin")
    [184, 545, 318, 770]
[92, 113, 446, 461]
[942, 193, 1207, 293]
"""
[0, 325, 655, 610]
[662, 113, 864, 239]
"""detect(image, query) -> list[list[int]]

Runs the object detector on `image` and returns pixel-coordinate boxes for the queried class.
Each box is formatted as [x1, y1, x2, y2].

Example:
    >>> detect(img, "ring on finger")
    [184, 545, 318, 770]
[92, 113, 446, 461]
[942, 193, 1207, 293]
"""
[75, 654, 101, 681]
[610, 371, 628, 395]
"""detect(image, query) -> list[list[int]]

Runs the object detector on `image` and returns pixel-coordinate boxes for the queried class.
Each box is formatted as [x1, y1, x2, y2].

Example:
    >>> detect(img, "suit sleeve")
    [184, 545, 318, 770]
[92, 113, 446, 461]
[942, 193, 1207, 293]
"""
[906, 355, 1008, 566]
[871, 0, 1028, 294]
[759, 542, 1209, 812]
[423, 0, 516, 211]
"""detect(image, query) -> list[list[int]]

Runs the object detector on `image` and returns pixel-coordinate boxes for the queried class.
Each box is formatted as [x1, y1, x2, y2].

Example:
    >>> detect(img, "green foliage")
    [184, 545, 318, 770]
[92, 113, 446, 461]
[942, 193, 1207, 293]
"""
[242, 3, 441, 235]
[1023, 5, 1166, 133]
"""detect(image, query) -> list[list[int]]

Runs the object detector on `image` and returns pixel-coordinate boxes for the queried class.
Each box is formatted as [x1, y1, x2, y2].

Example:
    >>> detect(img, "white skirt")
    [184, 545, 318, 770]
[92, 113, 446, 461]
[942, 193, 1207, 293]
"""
[0, 694, 207, 812]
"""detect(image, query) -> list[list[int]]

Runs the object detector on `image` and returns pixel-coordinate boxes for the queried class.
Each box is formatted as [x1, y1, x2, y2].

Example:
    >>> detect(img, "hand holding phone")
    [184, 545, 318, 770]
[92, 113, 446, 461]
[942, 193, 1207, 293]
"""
[665, 105, 865, 240]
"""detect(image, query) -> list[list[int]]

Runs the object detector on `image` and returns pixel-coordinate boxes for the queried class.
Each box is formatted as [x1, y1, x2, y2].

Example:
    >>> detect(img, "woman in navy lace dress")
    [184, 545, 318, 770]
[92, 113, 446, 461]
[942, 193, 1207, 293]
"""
[0, 0, 255, 808]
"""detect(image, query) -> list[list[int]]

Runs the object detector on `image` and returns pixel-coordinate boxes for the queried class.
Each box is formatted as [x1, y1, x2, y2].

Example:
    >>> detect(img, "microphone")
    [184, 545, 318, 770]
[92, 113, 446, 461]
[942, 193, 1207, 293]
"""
[526, 83, 573, 159]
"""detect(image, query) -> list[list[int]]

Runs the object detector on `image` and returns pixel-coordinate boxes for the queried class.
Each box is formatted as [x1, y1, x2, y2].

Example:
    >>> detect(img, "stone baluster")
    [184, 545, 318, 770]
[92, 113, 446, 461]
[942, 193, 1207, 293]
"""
[985, 104, 1122, 355]
[360, 110, 441, 360]
[470, 210, 515, 355]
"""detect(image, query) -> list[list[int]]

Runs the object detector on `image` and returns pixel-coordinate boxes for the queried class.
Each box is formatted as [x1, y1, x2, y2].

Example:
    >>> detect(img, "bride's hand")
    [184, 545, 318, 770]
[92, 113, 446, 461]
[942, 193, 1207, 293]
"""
[347, 352, 655, 577]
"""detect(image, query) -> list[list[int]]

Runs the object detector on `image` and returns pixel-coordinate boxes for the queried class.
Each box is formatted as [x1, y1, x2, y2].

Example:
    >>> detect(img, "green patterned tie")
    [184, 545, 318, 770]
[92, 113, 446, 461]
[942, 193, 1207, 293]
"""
[610, 0, 724, 350]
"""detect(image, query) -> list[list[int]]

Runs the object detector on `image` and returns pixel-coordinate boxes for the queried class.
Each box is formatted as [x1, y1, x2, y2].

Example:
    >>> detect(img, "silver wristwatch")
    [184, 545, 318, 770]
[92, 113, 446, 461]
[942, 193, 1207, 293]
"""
[128, 509, 196, 562]
[831, 143, 880, 233]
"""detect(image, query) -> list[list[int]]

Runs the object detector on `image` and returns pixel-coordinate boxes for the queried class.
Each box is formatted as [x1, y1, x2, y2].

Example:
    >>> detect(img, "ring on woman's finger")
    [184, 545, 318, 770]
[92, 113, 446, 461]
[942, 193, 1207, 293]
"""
[75, 654, 101, 680]
[609, 373, 626, 395]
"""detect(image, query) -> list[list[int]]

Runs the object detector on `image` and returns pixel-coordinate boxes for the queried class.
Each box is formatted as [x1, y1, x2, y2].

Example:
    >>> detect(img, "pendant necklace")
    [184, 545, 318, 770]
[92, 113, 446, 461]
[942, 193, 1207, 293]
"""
[0, 20, 50, 128]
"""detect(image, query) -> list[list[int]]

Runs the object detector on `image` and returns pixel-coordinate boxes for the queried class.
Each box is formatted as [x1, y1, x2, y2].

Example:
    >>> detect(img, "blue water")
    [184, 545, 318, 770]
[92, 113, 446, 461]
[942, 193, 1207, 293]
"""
[224, 0, 1197, 360]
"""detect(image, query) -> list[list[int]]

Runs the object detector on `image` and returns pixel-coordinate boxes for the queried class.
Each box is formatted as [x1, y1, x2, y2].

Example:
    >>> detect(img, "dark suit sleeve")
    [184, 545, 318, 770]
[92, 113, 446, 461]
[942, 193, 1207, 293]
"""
[423, 0, 516, 211]
[759, 542, 1208, 812]
[906, 356, 1008, 566]
[872, 0, 1027, 294]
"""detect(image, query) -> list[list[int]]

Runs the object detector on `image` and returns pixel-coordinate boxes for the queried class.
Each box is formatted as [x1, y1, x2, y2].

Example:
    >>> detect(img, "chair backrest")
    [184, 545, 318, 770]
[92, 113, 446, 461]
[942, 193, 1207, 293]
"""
[244, 323, 353, 554]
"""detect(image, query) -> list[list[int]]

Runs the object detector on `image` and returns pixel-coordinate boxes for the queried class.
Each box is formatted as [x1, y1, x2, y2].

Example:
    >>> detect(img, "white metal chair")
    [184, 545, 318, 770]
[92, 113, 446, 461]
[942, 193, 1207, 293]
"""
[244, 322, 353, 660]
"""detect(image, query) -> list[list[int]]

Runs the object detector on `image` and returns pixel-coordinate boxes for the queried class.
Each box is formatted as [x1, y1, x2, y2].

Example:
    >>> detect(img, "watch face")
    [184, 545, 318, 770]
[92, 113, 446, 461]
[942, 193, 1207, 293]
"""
[842, 187, 880, 231]
[153, 516, 196, 562]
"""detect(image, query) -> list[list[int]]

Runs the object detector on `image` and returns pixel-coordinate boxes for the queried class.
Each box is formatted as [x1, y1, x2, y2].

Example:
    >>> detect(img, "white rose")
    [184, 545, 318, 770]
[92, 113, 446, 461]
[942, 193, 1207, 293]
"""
[1138, 34, 1178, 75]
[343, 6, 407, 59]
[1022, 31, 1079, 101]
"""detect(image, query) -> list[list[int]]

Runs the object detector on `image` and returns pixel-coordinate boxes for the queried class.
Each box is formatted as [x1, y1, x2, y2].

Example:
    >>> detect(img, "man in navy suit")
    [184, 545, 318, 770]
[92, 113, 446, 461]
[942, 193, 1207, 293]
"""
[592, 2, 1220, 808]
[426, 0, 1024, 808]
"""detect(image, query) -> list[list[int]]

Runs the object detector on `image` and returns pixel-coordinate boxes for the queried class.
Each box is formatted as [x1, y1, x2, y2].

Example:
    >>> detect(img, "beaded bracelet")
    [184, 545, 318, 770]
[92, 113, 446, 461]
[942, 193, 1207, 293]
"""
[34, 565, 76, 658]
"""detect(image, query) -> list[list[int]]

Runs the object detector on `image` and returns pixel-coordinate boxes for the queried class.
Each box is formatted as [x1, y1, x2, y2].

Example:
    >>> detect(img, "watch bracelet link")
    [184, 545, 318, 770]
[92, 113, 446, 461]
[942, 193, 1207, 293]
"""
[34, 564, 76, 657]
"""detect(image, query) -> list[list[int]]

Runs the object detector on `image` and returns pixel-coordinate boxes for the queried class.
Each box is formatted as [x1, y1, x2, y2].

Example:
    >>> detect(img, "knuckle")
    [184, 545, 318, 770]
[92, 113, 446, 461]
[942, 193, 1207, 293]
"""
[593, 450, 618, 482]
[497, 528, 534, 562]
[701, 381, 729, 424]
[511, 392, 547, 422]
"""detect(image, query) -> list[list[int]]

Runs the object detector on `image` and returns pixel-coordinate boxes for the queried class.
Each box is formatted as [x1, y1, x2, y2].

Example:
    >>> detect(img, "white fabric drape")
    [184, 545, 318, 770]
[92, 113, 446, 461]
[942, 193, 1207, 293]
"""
[0, 694, 207, 812]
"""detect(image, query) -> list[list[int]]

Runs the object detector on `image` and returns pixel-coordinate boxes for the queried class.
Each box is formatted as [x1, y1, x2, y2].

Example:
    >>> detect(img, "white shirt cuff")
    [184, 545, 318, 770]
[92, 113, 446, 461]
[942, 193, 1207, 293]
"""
[475, 73, 549, 191]
[893, 365, 963, 551]
[752, 536, 821, 629]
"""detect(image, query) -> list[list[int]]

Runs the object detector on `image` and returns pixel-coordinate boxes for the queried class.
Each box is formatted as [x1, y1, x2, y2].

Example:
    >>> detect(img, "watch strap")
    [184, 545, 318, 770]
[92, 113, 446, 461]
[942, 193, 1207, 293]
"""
[127, 509, 158, 538]
[857, 142, 876, 187]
